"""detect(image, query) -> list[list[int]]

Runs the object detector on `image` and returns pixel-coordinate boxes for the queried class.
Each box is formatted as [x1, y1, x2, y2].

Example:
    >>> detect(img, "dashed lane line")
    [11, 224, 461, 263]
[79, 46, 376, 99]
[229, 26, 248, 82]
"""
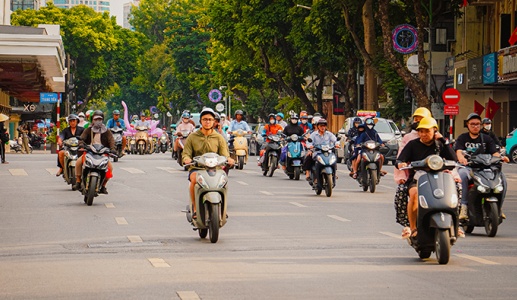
[177, 291, 201, 300]
[236, 181, 249, 186]
[120, 167, 145, 174]
[115, 217, 128, 225]
[260, 191, 274, 196]
[156, 167, 178, 173]
[105, 203, 115, 208]
[327, 215, 351, 222]
[379, 231, 404, 239]
[45, 168, 58, 175]
[455, 254, 500, 265]
[8, 169, 28, 176]
[127, 235, 143, 243]
[378, 184, 395, 190]
[290, 202, 307, 208]
[148, 258, 170, 268]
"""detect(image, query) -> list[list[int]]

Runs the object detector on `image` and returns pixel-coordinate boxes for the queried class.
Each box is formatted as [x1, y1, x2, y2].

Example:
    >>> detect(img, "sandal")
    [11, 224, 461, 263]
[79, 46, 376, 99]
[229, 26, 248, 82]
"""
[401, 227, 411, 239]
[410, 229, 418, 239]
[457, 227, 465, 238]
[380, 170, 387, 176]
[352, 173, 358, 179]
[192, 212, 197, 219]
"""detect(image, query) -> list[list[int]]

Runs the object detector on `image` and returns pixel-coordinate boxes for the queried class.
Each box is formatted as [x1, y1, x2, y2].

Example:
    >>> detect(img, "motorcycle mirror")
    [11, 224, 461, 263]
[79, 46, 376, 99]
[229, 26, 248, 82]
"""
[307, 138, 313, 143]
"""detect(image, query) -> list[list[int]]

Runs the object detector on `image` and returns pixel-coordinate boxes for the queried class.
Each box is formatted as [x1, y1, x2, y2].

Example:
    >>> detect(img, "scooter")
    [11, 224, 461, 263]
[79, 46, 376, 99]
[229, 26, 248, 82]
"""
[176, 130, 191, 169]
[283, 134, 305, 180]
[159, 132, 168, 153]
[127, 134, 136, 154]
[79, 144, 111, 206]
[309, 142, 338, 197]
[9, 139, 33, 153]
[401, 155, 460, 264]
[62, 137, 79, 190]
[135, 126, 149, 155]
[183, 153, 229, 243]
[461, 154, 505, 237]
[357, 140, 383, 193]
[229, 129, 249, 170]
[261, 133, 282, 177]
[110, 126, 124, 162]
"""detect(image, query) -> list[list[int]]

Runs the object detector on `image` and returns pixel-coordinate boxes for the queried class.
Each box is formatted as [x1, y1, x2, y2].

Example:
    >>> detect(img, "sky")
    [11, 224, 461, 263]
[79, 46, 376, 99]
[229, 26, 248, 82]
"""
[110, 0, 126, 26]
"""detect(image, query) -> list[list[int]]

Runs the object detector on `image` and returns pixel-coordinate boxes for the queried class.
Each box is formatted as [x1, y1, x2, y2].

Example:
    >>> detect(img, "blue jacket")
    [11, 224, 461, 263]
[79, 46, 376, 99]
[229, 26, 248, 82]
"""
[355, 128, 383, 145]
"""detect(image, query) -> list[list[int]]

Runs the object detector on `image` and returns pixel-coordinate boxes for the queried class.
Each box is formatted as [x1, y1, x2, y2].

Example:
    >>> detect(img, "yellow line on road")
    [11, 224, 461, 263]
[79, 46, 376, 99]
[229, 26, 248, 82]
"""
[327, 215, 351, 222]
[148, 258, 170, 268]
[455, 254, 500, 265]
[9, 169, 27, 176]
[177, 291, 200, 300]
[115, 217, 128, 225]
[127, 235, 143, 243]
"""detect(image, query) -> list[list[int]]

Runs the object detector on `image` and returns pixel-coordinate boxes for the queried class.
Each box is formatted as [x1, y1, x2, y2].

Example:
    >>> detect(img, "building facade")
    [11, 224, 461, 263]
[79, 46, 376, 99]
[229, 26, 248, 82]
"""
[53, 0, 110, 13]
[123, 0, 139, 29]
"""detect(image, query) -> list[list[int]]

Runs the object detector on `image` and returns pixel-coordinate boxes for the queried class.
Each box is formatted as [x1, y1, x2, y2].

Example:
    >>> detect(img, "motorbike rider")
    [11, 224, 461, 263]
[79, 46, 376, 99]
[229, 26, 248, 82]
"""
[135, 113, 151, 129]
[75, 110, 115, 194]
[56, 114, 85, 176]
[350, 117, 386, 179]
[276, 112, 287, 129]
[396, 117, 460, 239]
[182, 108, 234, 219]
[304, 118, 337, 182]
[280, 113, 305, 170]
[258, 113, 284, 166]
[345, 117, 363, 163]
[173, 112, 196, 158]
[228, 110, 251, 147]
[214, 112, 227, 140]
[78, 112, 88, 128]
[106, 110, 127, 156]
[481, 118, 502, 148]
[455, 113, 509, 220]
[220, 113, 231, 128]
[299, 111, 312, 133]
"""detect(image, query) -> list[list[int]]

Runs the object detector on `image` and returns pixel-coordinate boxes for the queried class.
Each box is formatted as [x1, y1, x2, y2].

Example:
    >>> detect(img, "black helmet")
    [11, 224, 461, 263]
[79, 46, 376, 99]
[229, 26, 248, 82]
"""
[353, 117, 362, 124]
[68, 114, 79, 122]
[313, 112, 322, 117]
[200, 107, 216, 119]
[482, 118, 492, 124]
[235, 110, 244, 116]
[317, 118, 328, 126]
[92, 110, 104, 120]
[466, 113, 481, 122]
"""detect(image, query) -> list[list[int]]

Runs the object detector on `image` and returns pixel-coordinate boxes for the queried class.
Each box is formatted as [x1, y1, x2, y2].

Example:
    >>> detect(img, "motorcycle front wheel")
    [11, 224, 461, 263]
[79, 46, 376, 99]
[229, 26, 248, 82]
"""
[209, 203, 220, 243]
[324, 173, 333, 197]
[484, 201, 499, 237]
[268, 156, 277, 177]
[85, 176, 97, 206]
[198, 229, 208, 239]
[294, 166, 301, 180]
[238, 156, 244, 170]
[435, 229, 451, 264]
[369, 169, 377, 193]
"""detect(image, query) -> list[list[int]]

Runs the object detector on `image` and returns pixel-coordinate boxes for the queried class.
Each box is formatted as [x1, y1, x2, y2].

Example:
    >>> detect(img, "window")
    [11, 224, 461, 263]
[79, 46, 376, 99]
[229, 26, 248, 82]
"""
[436, 28, 447, 45]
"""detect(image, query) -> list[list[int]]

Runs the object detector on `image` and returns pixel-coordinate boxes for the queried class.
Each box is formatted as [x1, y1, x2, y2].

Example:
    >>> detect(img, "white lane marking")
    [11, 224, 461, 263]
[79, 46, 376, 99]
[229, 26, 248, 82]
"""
[290, 202, 307, 208]
[236, 181, 249, 186]
[9, 169, 28, 176]
[105, 203, 115, 208]
[177, 291, 201, 300]
[156, 167, 178, 173]
[46, 168, 59, 175]
[148, 258, 170, 268]
[240, 170, 258, 174]
[115, 217, 128, 225]
[379, 231, 404, 239]
[337, 170, 348, 174]
[455, 254, 500, 265]
[120, 167, 145, 174]
[260, 191, 274, 196]
[378, 184, 395, 190]
[127, 235, 143, 243]
[327, 215, 351, 222]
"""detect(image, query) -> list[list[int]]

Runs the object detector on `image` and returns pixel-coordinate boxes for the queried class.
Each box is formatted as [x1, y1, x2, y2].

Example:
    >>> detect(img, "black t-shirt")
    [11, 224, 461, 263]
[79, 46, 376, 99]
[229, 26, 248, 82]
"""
[397, 138, 457, 166]
[282, 124, 304, 137]
[454, 132, 497, 155]
[60, 126, 85, 141]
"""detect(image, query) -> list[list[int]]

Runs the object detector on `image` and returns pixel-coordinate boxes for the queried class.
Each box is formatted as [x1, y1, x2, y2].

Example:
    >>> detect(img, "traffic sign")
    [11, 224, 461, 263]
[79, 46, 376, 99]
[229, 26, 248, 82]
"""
[444, 104, 459, 115]
[442, 88, 460, 105]
[40, 92, 60, 103]
[215, 103, 224, 112]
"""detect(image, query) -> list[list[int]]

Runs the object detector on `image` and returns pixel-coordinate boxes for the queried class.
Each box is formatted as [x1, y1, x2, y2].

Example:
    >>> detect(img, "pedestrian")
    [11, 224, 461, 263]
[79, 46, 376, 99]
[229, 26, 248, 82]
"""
[0, 120, 9, 164]
[17, 122, 30, 154]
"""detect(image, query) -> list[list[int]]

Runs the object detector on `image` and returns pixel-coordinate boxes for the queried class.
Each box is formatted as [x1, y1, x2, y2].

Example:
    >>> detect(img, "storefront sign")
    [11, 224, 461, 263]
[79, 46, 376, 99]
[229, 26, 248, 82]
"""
[498, 45, 517, 83]
[445, 56, 455, 88]
[483, 52, 497, 84]
[456, 67, 467, 92]
[468, 57, 483, 88]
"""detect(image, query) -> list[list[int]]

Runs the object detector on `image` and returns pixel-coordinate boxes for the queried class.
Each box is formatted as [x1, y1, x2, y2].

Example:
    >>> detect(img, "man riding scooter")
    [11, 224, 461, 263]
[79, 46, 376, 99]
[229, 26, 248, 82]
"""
[106, 110, 127, 157]
[304, 118, 337, 183]
[228, 110, 251, 148]
[258, 113, 284, 167]
[350, 117, 386, 179]
[173, 112, 196, 159]
[280, 113, 305, 171]
[56, 114, 84, 176]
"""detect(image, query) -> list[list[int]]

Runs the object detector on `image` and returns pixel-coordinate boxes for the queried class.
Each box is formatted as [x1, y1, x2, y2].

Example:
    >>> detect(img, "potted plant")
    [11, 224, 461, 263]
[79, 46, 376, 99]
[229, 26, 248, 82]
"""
[47, 117, 68, 153]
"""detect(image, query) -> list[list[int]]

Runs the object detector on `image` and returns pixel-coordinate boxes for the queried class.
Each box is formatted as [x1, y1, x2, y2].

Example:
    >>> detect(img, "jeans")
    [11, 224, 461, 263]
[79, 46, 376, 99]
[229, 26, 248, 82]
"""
[458, 167, 471, 205]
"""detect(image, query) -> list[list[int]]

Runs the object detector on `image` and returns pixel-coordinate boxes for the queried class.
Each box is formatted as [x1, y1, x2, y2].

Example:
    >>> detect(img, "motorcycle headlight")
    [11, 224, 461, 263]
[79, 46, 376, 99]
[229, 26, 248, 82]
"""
[419, 195, 429, 209]
[197, 175, 210, 189]
[362, 152, 370, 162]
[366, 142, 376, 150]
[99, 159, 109, 170]
[494, 184, 504, 193]
[374, 153, 381, 161]
[316, 155, 325, 165]
[477, 185, 488, 193]
[449, 193, 458, 208]
[321, 145, 330, 152]
[217, 175, 228, 189]
[329, 155, 336, 165]
[85, 156, 94, 168]
[427, 155, 444, 171]
[290, 134, 298, 141]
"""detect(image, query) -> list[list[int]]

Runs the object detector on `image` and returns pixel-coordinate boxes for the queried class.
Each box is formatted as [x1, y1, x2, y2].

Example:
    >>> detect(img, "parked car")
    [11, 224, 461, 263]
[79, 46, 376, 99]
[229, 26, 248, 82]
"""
[506, 128, 517, 163]
[337, 117, 402, 165]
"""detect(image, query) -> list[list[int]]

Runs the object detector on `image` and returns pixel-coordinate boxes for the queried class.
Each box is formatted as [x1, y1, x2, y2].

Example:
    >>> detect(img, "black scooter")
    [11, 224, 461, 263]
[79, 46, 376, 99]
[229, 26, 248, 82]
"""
[401, 155, 460, 264]
[461, 154, 505, 237]
[356, 140, 383, 193]
[261, 133, 282, 177]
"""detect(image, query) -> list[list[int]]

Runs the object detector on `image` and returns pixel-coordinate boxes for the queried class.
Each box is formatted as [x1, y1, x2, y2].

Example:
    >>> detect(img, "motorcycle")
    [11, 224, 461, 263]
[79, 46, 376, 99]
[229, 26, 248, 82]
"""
[344, 136, 357, 171]
[308, 142, 338, 197]
[183, 153, 229, 243]
[159, 132, 168, 153]
[62, 137, 80, 190]
[261, 133, 282, 177]
[127, 134, 136, 154]
[401, 155, 460, 264]
[356, 140, 383, 193]
[9, 139, 33, 153]
[79, 144, 112, 206]
[283, 134, 305, 180]
[229, 129, 249, 170]
[135, 126, 149, 155]
[461, 154, 505, 237]
[110, 126, 124, 162]
[176, 130, 191, 169]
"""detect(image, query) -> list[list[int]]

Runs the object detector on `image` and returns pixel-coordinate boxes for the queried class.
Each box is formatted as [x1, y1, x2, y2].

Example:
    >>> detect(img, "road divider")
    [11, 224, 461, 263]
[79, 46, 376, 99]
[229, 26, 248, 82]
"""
[236, 181, 249, 186]
[260, 191, 274, 196]
[455, 254, 500, 265]
[8, 169, 28, 176]
[105, 203, 115, 208]
[127, 235, 143, 243]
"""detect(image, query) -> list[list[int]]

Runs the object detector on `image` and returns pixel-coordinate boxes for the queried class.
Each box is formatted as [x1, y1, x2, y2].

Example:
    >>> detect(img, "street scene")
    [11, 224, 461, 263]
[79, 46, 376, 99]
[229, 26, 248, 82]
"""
[1, 151, 517, 299]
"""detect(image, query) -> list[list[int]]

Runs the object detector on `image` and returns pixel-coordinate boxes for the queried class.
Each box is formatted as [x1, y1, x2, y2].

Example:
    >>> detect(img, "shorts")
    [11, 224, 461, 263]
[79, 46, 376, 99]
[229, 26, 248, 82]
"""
[188, 169, 199, 181]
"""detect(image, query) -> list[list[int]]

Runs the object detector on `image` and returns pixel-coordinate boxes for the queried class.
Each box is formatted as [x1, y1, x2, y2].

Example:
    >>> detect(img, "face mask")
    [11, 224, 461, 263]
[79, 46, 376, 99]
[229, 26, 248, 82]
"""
[367, 125, 374, 130]
[301, 120, 307, 124]
[411, 122, 419, 130]
[93, 120, 103, 127]
[291, 119, 298, 124]
[484, 125, 491, 131]
[269, 120, 275, 125]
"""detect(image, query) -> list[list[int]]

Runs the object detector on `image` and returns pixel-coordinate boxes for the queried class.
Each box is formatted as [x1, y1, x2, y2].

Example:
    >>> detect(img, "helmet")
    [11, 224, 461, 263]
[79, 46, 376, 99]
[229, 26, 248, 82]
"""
[182, 110, 191, 118]
[200, 107, 216, 119]
[412, 107, 432, 119]
[313, 112, 322, 117]
[312, 116, 321, 124]
[353, 117, 362, 124]
[220, 113, 226, 118]
[276, 112, 284, 119]
[181, 112, 190, 118]
[92, 110, 104, 120]
[365, 117, 375, 126]
[482, 118, 492, 124]
[112, 110, 120, 115]
[291, 113, 299, 120]
[268, 113, 276, 122]
[132, 114, 138, 120]
[85, 110, 94, 118]
[466, 113, 481, 122]
[68, 114, 79, 122]
[140, 112, 146, 117]
[301, 114, 308, 119]
[214, 112, 221, 121]
[78, 112, 85, 118]
[316, 118, 328, 126]
[416, 117, 438, 130]
[235, 110, 244, 116]
[299, 111, 308, 117]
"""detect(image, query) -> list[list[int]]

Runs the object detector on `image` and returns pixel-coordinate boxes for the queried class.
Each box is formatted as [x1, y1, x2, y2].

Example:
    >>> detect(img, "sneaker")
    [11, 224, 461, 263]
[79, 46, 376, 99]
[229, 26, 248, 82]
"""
[75, 182, 82, 191]
[457, 227, 465, 238]
[459, 205, 468, 220]
[99, 186, 108, 194]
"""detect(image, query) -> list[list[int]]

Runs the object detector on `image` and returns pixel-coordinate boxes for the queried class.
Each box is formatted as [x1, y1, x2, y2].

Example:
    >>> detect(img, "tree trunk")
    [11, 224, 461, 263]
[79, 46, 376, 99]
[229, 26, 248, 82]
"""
[363, 0, 377, 111]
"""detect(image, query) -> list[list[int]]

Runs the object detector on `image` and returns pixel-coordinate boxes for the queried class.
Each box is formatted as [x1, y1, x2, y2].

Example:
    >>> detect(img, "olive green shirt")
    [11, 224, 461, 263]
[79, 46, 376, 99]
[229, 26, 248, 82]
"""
[182, 129, 230, 170]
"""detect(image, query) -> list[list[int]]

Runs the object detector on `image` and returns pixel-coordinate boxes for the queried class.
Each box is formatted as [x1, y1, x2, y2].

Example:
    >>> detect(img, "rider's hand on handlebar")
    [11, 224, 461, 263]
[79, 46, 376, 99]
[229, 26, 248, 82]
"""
[227, 157, 235, 166]
[502, 156, 510, 163]
[397, 162, 407, 169]
[183, 158, 192, 165]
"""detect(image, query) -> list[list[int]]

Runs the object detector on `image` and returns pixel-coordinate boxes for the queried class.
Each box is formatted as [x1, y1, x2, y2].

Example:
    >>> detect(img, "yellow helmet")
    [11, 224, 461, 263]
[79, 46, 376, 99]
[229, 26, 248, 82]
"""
[416, 117, 438, 130]
[412, 107, 432, 119]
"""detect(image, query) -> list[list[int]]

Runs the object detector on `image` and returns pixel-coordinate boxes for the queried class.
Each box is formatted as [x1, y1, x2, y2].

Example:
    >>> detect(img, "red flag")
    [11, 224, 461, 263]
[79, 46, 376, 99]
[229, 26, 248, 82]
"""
[460, 0, 468, 7]
[509, 27, 517, 46]
[485, 98, 500, 119]
[474, 100, 484, 115]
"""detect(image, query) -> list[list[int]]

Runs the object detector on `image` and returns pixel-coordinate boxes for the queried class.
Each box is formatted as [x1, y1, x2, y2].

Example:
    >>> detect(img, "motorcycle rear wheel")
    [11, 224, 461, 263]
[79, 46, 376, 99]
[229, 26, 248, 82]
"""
[324, 173, 333, 197]
[435, 229, 451, 264]
[69, 167, 76, 190]
[86, 176, 97, 206]
[484, 201, 499, 237]
[369, 170, 377, 193]
[209, 204, 220, 243]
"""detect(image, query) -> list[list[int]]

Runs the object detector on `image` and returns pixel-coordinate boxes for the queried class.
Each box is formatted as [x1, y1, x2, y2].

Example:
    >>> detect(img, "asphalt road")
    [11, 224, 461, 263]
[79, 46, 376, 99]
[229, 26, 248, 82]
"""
[1, 151, 517, 299]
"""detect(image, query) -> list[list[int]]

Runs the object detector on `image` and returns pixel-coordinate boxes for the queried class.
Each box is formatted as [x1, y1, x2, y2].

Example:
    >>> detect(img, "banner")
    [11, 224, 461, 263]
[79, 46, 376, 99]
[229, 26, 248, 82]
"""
[474, 100, 484, 116]
[485, 98, 500, 119]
